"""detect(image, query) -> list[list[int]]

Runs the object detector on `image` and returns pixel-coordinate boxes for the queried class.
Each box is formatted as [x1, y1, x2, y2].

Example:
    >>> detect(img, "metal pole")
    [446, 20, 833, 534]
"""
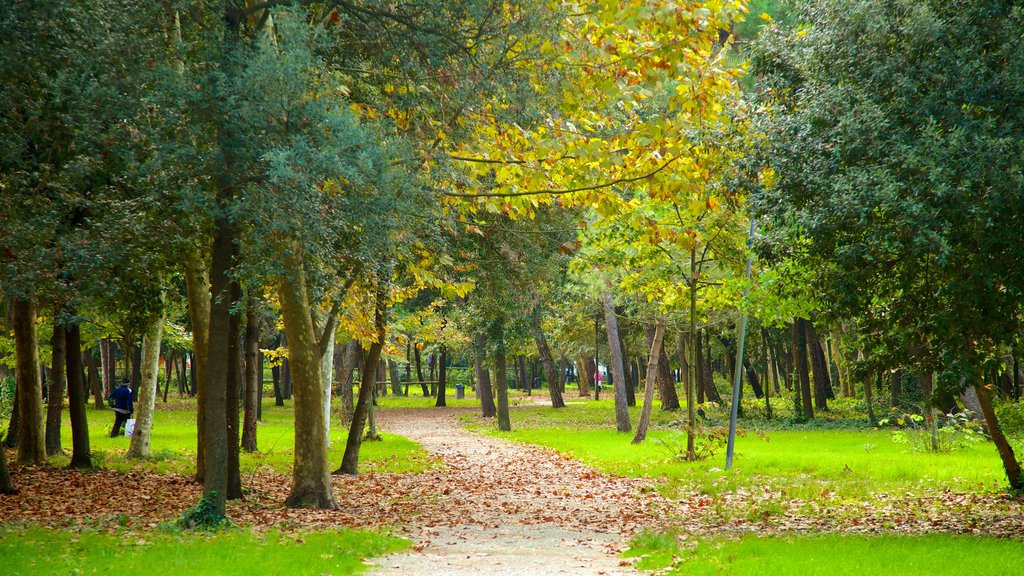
[726, 219, 757, 470]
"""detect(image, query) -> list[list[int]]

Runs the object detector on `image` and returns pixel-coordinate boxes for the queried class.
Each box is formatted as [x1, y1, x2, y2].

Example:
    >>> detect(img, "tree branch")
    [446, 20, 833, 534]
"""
[442, 155, 681, 198]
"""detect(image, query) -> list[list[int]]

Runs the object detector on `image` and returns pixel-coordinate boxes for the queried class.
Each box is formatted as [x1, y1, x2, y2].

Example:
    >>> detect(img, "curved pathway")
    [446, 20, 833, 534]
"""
[369, 407, 670, 575]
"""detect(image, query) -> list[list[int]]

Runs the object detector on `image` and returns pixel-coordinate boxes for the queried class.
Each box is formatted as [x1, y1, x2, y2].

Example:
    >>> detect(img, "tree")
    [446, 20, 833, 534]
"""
[752, 0, 1024, 488]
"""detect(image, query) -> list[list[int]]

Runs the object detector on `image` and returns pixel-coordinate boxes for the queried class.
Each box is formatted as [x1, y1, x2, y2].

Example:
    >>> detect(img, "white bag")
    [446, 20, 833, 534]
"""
[125, 418, 136, 438]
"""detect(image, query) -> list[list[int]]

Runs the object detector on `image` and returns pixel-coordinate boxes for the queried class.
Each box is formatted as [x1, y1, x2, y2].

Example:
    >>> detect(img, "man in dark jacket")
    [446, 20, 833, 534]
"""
[108, 378, 134, 437]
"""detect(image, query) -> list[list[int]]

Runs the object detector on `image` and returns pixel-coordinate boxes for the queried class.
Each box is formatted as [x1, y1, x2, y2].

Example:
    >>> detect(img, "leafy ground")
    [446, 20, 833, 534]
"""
[2, 392, 1024, 575]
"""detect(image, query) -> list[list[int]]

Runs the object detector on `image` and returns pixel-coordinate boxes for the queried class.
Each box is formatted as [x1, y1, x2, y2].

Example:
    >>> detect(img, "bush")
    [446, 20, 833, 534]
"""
[994, 399, 1024, 435]
[0, 375, 14, 419]
[880, 411, 985, 453]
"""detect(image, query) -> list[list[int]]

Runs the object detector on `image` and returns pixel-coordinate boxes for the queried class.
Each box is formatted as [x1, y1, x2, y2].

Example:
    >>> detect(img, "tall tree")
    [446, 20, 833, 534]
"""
[753, 0, 1024, 487]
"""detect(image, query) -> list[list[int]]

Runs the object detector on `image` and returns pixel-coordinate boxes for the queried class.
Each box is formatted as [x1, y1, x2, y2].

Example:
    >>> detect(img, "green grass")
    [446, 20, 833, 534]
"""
[0, 525, 406, 576]
[50, 398, 435, 475]
[466, 398, 1017, 498]
[625, 531, 1024, 575]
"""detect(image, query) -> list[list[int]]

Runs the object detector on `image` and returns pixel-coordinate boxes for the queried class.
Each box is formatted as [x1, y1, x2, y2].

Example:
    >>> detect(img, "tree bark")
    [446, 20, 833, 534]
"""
[656, 337, 680, 411]
[414, 345, 427, 396]
[224, 281, 242, 500]
[494, 345, 511, 432]
[128, 305, 165, 459]
[65, 323, 91, 469]
[242, 302, 259, 453]
[318, 322, 336, 446]
[183, 255, 211, 483]
[793, 318, 814, 420]
[974, 383, 1022, 489]
[389, 360, 402, 397]
[336, 286, 387, 476]
[579, 356, 593, 398]
[278, 245, 337, 508]
[632, 318, 664, 444]
[12, 298, 44, 465]
[474, 332, 496, 417]
[601, 289, 630, 432]
[338, 340, 359, 424]
[435, 348, 447, 407]
[806, 323, 830, 410]
[531, 308, 565, 409]
[45, 324, 66, 456]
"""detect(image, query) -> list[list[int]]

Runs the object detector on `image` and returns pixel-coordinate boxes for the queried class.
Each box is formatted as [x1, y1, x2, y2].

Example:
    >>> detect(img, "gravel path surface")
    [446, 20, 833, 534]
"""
[369, 407, 664, 575]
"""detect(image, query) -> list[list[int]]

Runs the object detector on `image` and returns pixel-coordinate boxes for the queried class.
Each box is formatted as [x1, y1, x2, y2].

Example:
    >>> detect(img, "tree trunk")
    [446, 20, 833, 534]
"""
[793, 318, 814, 420]
[162, 352, 173, 403]
[517, 355, 529, 396]
[389, 360, 402, 397]
[579, 356, 593, 398]
[531, 308, 565, 409]
[225, 281, 242, 500]
[474, 333, 496, 417]
[974, 383, 1023, 490]
[99, 338, 114, 399]
[45, 324, 66, 456]
[3, 386, 18, 449]
[128, 305, 165, 459]
[278, 245, 337, 508]
[414, 345, 427, 396]
[318, 320, 336, 446]
[602, 289, 630, 431]
[12, 298, 44, 465]
[806, 323, 830, 410]
[203, 215, 234, 518]
[656, 337, 680, 411]
[632, 318, 664, 444]
[435, 348, 447, 407]
[0, 439, 14, 494]
[242, 303, 259, 453]
[65, 323, 91, 469]
[336, 287, 386, 476]
[85, 348, 101, 405]
[494, 345, 511, 432]
[183, 255, 210, 483]
[87, 345, 104, 409]
[338, 341, 359, 425]
[272, 363, 284, 406]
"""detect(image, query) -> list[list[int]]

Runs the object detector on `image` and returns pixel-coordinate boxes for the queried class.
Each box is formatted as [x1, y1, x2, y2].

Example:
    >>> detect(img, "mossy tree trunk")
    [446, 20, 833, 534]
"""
[13, 297, 45, 465]
[183, 255, 210, 483]
[602, 290, 630, 432]
[975, 382, 1023, 490]
[633, 318, 664, 444]
[128, 305, 165, 458]
[278, 244, 337, 508]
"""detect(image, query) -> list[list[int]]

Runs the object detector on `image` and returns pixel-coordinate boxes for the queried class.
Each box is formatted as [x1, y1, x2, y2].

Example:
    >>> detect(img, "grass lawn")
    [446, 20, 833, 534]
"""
[625, 531, 1024, 575]
[49, 398, 434, 475]
[467, 398, 1020, 498]
[0, 525, 406, 576]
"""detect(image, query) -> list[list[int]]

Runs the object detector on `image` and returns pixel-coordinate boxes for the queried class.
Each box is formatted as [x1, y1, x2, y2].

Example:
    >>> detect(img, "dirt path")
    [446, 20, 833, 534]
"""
[368, 407, 668, 575]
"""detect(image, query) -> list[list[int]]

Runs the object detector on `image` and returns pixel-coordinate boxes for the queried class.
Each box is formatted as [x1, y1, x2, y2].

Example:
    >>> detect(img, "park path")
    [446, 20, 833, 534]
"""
[367, 406, 670, 576]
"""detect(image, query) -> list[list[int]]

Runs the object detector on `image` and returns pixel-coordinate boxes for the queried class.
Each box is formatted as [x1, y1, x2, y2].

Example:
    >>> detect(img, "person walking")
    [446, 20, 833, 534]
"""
[108, 378, 134, 437]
